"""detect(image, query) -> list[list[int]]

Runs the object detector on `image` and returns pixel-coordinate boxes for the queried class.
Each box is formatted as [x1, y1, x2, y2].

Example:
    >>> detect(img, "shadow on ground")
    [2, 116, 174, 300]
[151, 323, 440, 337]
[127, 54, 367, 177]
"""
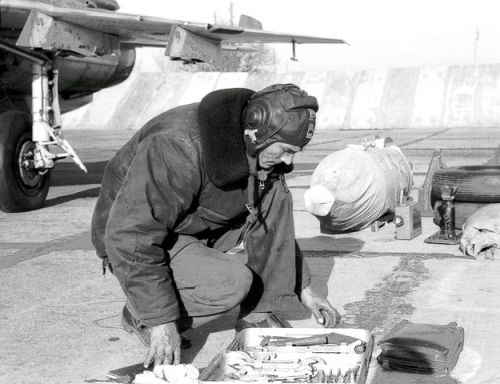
[41, 161, 108, 208]
[50, 161, 108, 186]
[299, 236, 365, 255]
[44, 187, 101, 208]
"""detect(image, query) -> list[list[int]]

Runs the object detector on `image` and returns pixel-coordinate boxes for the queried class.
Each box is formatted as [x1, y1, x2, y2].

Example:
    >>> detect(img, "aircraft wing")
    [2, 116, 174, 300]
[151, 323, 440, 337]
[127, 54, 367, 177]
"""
[1, 0, 345, 62]
[1, 0, 344, 46]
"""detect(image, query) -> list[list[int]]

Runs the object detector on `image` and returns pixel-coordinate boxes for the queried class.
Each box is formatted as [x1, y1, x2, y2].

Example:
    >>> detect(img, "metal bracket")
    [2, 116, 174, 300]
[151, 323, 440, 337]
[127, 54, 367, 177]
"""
[166, 25, 222, 64]
[0, 40, 45, 65]
[291, 40, 298, 61]
[17, 10, 120, 57]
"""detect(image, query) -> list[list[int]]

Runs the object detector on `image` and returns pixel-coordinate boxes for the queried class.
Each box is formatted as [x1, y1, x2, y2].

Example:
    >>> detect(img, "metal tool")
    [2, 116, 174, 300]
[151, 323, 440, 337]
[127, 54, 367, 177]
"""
[222, 332, 367, 383]
[225, 354, 334, 383]
[425, 185, 462, 244]
[263, 332, 360, 347]
[342, 369, 352, 383]
[229, 356, 325, 372]
[228, 362, 314, 381]
[311, 368, 327, 383]
[248, 343, 366, 357]
[259, 338, 366, 355]
[309, 340, 366, 354]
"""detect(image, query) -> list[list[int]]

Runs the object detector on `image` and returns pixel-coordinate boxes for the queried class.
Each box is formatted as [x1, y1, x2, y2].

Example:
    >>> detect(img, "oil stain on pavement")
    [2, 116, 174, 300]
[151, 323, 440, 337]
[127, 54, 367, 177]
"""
[341, 255, 429, 337]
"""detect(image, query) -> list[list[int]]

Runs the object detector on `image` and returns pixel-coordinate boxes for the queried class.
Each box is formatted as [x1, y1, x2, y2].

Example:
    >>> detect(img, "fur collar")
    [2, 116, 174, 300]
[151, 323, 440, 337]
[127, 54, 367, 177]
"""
[198, 88, 255, 188]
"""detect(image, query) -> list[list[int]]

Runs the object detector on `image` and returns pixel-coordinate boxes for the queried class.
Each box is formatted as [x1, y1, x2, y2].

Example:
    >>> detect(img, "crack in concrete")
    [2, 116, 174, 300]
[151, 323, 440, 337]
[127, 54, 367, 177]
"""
[399, 128, 450, 147]
[304, 250, 467, 259]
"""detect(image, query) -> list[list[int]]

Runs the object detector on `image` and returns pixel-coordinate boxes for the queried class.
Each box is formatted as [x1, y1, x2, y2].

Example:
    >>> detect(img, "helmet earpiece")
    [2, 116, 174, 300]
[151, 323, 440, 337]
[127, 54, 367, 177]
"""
[243, 83, 318, 156]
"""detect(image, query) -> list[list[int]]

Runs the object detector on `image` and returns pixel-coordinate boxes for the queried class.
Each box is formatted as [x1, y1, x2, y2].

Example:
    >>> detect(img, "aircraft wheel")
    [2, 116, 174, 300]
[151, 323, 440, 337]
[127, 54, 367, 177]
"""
[431, 165, 500, 206]
[0, 111, 50, 212]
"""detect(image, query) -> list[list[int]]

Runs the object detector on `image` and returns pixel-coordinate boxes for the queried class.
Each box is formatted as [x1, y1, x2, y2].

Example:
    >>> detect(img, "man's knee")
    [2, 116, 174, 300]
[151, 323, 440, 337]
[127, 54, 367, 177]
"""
[171, 242, 253, 315]
[187, 263, 252, 313]
[229, 265, 253, 306]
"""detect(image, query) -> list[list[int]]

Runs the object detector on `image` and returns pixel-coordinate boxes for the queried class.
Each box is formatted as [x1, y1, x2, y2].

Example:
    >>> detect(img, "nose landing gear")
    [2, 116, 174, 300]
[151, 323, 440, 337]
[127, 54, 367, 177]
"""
[0, 111, 50, 212]
[0, 42, 87, 212]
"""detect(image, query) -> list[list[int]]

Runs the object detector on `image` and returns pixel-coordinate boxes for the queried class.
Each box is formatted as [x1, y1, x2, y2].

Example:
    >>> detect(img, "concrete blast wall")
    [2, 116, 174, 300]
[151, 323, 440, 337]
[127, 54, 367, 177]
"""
[62, 63, 500, 130]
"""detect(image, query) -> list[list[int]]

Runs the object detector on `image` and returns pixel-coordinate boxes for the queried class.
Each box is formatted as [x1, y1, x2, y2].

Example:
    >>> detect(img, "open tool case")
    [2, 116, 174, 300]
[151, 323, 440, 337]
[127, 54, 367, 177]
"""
[200, 328, 374, 383]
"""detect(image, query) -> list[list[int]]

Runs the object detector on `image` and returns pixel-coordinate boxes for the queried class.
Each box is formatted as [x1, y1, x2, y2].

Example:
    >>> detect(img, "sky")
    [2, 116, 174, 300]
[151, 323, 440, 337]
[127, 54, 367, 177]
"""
[117, 0, 500, 71]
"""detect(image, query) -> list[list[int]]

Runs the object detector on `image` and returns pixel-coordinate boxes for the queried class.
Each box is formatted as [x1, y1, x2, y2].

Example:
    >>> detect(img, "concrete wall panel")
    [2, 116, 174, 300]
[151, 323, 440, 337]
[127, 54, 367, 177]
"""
[108, 73, 173, 130]
[61, 72, 135, 129]
[84, 75, 136, 129]
[62, 62, 500, 131]
[320, 71, 354, 129]
[377, 68, 420, 128]
[139, 73, 195, 126]
[273, 72, 305, 86]
[300, 72, 330, 129]
[410, 67, 447, 128]
[442, 66, 480, 127]
[346, 69, 388, 129]
[214, 73, 249, 90]
[244, 72, 276, 92]
[179, 72, 220, 106]
[476, 65, 500, 126]
[61, 103, 91, 129]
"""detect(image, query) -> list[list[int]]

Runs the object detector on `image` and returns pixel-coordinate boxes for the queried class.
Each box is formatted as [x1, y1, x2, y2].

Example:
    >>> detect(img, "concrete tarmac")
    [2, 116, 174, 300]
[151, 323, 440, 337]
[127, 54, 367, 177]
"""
[1, 127, 500, 384]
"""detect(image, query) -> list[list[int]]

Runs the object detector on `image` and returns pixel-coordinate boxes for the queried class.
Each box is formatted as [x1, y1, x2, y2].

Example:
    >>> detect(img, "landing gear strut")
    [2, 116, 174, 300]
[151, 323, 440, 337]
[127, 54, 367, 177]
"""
[0, 43, 86, 212]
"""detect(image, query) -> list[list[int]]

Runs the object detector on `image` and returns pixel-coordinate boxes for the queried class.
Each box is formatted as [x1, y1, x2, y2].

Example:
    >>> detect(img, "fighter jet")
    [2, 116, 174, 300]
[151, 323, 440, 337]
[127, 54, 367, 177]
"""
[0, 0, 345, 212]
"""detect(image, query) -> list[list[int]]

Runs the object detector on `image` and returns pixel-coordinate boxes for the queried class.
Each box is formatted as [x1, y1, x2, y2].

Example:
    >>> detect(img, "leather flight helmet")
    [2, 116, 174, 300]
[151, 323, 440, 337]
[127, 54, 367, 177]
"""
[242, 83, 319, 156]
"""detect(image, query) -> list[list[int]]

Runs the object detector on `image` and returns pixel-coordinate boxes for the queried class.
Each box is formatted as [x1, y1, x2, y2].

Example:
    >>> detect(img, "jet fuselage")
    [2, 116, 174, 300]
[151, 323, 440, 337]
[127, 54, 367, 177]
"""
[0, 0, 135, 112]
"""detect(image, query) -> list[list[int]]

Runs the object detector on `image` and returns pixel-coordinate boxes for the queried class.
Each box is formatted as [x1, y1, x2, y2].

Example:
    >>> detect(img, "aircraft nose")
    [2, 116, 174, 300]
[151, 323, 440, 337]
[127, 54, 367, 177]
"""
[304, 185, 335, 216]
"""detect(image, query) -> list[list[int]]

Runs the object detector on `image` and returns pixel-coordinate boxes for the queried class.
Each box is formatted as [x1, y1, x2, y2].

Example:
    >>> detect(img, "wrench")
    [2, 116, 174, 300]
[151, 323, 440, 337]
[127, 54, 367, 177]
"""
[249, 340, 366, 355]
[308, 340, 366, 354]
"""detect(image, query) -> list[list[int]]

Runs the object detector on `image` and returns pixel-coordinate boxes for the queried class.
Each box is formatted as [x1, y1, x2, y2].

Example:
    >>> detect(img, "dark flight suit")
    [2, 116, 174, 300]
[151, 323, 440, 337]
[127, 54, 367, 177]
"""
[91, 100, 310, 328]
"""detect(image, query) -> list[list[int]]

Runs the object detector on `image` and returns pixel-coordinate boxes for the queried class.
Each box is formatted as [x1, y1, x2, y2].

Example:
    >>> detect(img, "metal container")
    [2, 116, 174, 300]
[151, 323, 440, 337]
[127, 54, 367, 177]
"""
[395, 200, 422, 240]
[200, 328, 373, 384]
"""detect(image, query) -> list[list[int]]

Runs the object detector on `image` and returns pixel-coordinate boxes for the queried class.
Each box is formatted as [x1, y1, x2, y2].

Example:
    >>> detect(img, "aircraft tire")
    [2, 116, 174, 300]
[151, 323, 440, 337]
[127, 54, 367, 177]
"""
[0, 111, 50, 212]
[431, 165, 500, 206]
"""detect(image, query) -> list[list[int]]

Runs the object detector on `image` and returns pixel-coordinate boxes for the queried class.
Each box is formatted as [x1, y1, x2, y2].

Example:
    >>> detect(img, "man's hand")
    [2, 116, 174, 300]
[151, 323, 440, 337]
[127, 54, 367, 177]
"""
[144, 322, 181, 368]
[300, 286, 340, 328]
